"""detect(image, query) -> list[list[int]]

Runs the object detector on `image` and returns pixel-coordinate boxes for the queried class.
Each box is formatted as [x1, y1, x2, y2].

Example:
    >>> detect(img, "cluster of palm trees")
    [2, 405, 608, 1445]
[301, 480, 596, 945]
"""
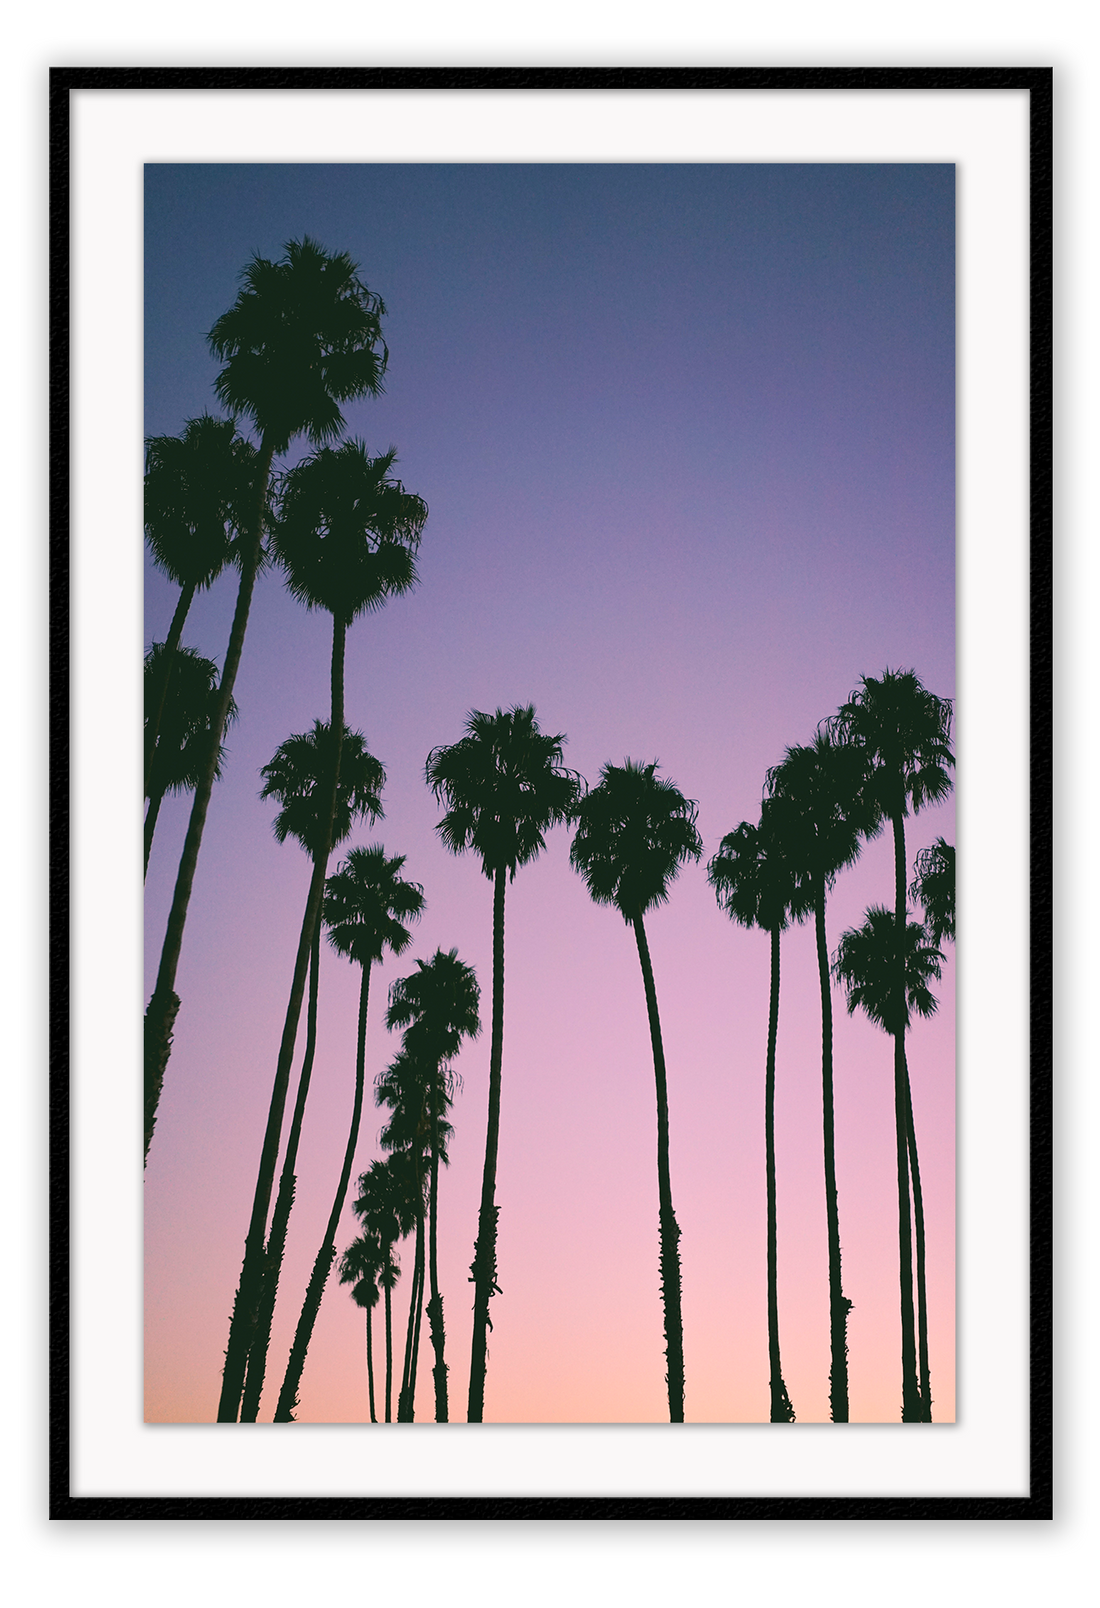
[709, 674, 954, 1423]
[145, 236, 954, 1426]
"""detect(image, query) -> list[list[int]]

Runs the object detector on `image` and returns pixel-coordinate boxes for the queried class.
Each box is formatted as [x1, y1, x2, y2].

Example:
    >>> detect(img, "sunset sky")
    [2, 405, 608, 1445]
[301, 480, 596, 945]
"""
[143, 160, 955, 1425]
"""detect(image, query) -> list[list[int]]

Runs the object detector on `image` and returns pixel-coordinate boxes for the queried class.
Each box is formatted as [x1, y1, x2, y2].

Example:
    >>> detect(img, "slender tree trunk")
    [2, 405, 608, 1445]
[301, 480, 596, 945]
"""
[384, 1276, 394, 1423]
[427, 1075, 449, 1421]
[632, 913, 685, 1423]
[143, 787, 166, 880]
[239, 924, 322, 1422]
[467, 864, 506, 1422]
[891, 812, 921, 1423]
[408, 1208, 427, 1420]
[904, 1050, 932, 1421]
[218, 613, 348, 1421]
[814, 877, 850, 1423]
[399, 1197, 426, 1421]
[366, 1303, 377, 1423]
[145, 439, 274, 1164]
[144, 581, 196, 789]
[274, 955, 370, 1422]
[765, 925, 795, 1423]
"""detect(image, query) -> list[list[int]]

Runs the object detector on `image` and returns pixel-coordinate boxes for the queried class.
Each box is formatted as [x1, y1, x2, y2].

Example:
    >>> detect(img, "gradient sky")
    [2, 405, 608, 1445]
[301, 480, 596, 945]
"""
[70, 84, 1029, 1492]
[143, 162, 955, 1425]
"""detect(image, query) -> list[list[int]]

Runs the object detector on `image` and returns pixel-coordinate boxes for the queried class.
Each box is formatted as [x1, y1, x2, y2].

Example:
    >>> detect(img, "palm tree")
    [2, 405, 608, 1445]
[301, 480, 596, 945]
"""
[832, 670, 954, 1422]
[707, 796, 807, 1423]
[352, 1157, 413, 1423]
[222, 724, 385, 1423]
[570, 759, 702, 1423]
[373, 1052, 438, 1422]
[219, 440, 425, 1424]
[272, 848, 425, 1423]
[146, 238, 389, 1160]
[143, 415, 256, 777]
[766, 730, 870, 1423]
[833, 907, 944, 1421]
[144, 642, 237, 879]
[910, 838, 955, 948]
[252, 450, 424, 1331]
[338, 1231, 384, 1421]
[385, 949, 481, 1421]
[426, 705, 581, 1422]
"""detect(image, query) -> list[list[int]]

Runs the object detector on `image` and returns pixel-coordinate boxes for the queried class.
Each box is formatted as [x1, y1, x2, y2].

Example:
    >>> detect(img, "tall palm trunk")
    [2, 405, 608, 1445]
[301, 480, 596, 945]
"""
[144, 581, 196, 790]
[239, 925, 322, 1422]
[813, 876, 850, 1423]
[904, 1055, 932, 1420]
[632, 912, 685, 1423]
[891, 811, 921, 1423]
[383, 1273, 394, 1423]
[427, 1074, 449, 1421]
[468, 864, 506, 1422]
[145, 439, 274, 1164]
[274, 954, 370, 1422]
[144, 787, 167, 879]
[366, 1302, 377, 1423]
[398, 1192, 427, 1421]
[218, 612, 348, 1421]
[765, 925, 795, 1423]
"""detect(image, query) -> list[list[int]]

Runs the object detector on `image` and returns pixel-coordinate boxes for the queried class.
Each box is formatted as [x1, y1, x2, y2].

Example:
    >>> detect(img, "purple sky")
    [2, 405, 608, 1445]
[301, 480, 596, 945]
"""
[144, 162, 955, 1424]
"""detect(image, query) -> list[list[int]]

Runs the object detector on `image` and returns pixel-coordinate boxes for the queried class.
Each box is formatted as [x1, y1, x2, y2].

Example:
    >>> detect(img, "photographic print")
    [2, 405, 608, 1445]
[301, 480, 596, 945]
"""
[57, 71, 1048, 1516]
[143, 160, 956, 1429]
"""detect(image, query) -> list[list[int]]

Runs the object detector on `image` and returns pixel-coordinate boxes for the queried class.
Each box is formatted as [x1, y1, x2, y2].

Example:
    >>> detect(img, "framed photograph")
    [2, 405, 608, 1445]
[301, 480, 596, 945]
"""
[62, 72, 1042, 1505]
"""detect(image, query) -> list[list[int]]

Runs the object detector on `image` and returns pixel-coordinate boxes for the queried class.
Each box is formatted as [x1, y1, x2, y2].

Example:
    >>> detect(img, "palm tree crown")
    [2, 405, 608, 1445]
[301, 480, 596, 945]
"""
[707, 795, 810, 936]
[386, 948, 482, 1063]
[764, 729, 870, 886]
[426, 705, 582, 879]
[324, 846, 425, 971]
[144, 413, 259, 592]
[570, 759, 702, 919]
[259, 722, 385, 859]
[909, 838, 956, 947]
[144, 643, 237, 802]
[272, 440, 427, 625]
[833, 907, 944, 1035]
[831, 668, 954, 829]
[207, 236, 389, 457]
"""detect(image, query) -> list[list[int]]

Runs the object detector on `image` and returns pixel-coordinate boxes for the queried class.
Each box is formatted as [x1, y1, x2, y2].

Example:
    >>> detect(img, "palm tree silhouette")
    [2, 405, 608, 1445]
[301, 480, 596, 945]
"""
[272, 847, 425, 1422]
[371, 1053, 437, 1421]
[146, 239, 389, 1161]
[832, 670, 953, 1422]
[426, 705, 581, 1422]
[219, 440, 425, 1424]
[766, 730, 869, 1422]
[386, 949, 481, 1421]
[338, 1230, 384, 1421]
[910, 837, 955, 948]
[570, 759, 702, 1423]
[223, 723, 385, 1423]
[143, 642, 237, 879]
[143, 415, 256, 780]
[833, 907, 944, 1422]
[351, 1157, 412, 1422]
[707, 796, 807, 1423]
